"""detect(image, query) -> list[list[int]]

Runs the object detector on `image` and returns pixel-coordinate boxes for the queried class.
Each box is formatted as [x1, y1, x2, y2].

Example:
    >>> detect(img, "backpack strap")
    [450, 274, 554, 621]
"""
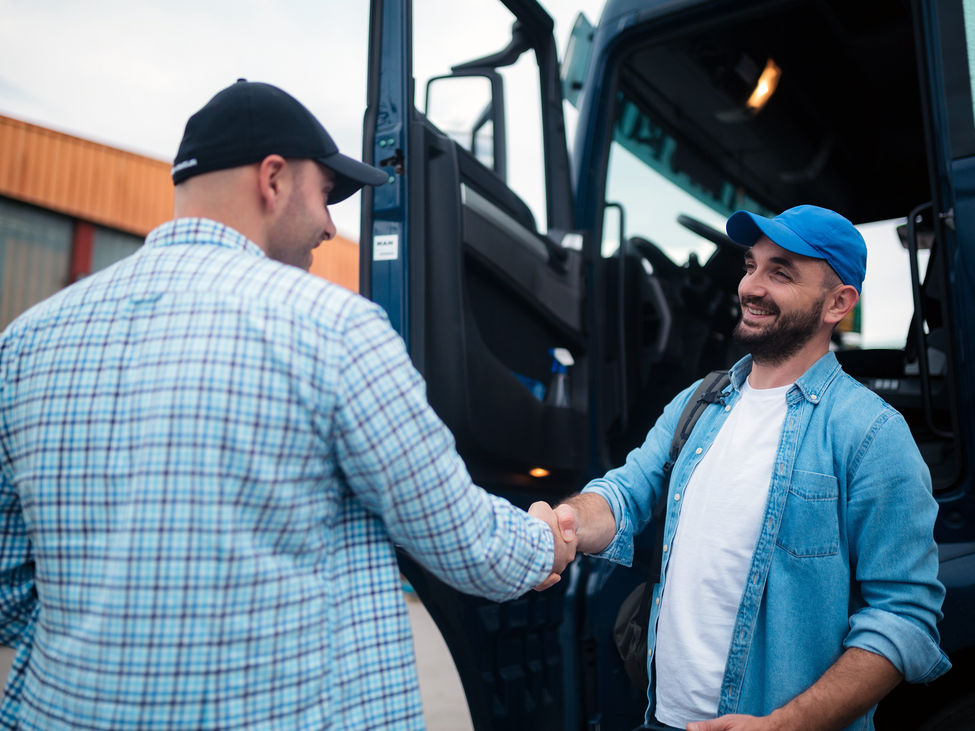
[637, 371, 731, 622]
[665, 369, 732, 477]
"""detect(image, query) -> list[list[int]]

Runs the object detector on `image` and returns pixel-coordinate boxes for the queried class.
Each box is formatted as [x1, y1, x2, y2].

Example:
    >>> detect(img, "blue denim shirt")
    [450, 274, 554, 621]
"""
[584, 352, 950, 730]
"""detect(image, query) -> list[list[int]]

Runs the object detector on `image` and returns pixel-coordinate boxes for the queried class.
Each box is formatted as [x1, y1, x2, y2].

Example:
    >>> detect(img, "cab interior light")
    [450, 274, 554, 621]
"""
[529, 467, 550, 478]
[746, 58, 782, 113]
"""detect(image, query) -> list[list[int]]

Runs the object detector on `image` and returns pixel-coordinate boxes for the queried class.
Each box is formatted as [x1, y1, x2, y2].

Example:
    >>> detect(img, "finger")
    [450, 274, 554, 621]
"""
[533, 572, 561, 591]
[528, 501, 554, 522]
[553, 504, 578, 543]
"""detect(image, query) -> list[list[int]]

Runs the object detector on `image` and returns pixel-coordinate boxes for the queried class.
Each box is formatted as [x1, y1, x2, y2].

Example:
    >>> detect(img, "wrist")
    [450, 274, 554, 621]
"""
[765, 706, 798, 731]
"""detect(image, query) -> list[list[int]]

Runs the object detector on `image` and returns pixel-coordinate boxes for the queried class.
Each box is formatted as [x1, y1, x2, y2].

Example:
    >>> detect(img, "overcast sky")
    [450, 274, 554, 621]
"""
[0, 0, 605, 239]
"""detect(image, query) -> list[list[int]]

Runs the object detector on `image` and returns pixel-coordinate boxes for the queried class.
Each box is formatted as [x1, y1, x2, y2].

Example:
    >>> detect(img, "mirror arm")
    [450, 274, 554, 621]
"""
[471, 104, 492, 154]
[452, 22, 532, 72]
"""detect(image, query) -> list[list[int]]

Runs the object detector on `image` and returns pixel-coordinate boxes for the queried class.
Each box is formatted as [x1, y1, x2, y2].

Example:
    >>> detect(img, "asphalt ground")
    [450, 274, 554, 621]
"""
[407, 594, 476, 731]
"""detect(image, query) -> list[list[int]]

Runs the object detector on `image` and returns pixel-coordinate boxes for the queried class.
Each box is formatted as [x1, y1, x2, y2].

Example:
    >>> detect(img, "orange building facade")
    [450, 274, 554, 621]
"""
[0, 113, 359, 331]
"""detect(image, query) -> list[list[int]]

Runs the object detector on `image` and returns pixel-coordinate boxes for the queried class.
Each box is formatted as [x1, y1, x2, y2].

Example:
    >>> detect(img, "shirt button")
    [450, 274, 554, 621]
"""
[811, 394, 819, 401]
[656, 597, 660, 605]
[695, 447, 703, 454]
[725, 404, 732, 412]
[674, 493, 681, 501]
[663, 544, 669, 552]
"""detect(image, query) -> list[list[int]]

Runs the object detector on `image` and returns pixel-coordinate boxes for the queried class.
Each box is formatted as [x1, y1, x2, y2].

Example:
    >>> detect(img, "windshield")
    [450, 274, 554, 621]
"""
[602, 89, 930, 351]
[602, 89, 773, 263]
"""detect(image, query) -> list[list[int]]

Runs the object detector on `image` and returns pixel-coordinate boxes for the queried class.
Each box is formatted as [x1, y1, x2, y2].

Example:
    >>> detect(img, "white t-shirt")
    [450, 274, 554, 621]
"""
[654, 378, 791, 728]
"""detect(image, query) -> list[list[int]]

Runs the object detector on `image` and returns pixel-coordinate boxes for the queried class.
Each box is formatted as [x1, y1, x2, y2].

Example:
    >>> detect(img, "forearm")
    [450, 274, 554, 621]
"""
[689, 648, 902, 731]
[558, 492, 617, 555]
[769, 648, 902, 731]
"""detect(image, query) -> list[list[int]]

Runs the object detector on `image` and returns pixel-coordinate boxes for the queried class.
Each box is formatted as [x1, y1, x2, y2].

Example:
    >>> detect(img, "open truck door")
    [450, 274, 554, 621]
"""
[869, 0, 975, 726]
[361, 2, 590, 729]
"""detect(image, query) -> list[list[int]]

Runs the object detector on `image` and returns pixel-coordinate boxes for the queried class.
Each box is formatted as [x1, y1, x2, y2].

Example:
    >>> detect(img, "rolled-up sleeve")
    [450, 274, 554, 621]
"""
[843, 411, 951, 683]
[331, 301, 553, 603]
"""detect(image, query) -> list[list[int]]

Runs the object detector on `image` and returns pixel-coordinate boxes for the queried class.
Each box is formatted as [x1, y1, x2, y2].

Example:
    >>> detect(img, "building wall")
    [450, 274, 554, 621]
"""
[310, 236, 359, 292]
[0, 196, 147, 330]
[0, 114, 173, 237]
[0, 112, 361, 329]
[0, 196, 73, 330]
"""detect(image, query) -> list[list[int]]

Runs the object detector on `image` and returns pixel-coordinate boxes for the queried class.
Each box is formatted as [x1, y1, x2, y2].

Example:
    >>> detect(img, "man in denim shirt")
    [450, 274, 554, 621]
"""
[531, 206, 949, 730]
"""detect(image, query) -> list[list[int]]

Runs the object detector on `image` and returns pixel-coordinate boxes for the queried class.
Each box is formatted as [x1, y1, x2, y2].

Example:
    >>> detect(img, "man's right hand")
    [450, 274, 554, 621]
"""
[528, 501, 578, 590]
[530, 493, 618, 592]
[553, 503, 580, 543]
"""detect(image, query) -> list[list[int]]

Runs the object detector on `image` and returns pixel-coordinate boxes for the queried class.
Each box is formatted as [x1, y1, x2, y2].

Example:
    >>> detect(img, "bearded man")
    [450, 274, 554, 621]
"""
[530, 205, 949, 731]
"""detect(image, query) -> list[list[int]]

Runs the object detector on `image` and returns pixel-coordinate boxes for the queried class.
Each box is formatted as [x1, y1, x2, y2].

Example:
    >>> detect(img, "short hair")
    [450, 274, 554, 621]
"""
[820, 262, 842, 291]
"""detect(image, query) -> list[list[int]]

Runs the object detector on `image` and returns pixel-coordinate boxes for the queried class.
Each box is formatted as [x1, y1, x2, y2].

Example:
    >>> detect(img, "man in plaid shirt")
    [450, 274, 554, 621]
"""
[0, 81, 574, 730]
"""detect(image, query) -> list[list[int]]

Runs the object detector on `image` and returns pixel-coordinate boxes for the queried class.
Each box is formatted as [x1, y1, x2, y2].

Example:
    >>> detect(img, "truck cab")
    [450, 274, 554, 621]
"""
[362, 0, 975, 728]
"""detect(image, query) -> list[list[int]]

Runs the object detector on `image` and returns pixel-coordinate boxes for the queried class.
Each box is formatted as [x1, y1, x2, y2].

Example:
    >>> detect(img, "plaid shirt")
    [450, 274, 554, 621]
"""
[0, 219, 554, 730]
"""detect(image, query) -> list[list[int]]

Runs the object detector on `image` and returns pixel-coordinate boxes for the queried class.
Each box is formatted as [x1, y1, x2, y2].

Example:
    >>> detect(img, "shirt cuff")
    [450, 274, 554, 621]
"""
[581, 482, 634, 567]
[845, 607, 952, 683]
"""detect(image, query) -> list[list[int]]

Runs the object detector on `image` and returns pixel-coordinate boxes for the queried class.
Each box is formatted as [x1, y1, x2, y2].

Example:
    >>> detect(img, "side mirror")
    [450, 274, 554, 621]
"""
[561, 13, 594, 109]
[425, 71, 507, 181]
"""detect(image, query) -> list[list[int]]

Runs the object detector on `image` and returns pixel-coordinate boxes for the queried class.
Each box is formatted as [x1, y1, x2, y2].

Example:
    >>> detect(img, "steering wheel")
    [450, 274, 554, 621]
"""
[628, 236, 685, 281]
[677, 214, 748, 254]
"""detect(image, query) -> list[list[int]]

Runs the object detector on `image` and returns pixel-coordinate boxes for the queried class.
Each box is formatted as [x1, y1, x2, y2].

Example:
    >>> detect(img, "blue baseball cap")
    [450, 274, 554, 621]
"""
[726, 205, 867, 293]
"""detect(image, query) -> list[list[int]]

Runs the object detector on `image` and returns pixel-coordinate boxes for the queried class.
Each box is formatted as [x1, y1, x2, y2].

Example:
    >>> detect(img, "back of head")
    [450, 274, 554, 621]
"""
[172, 79, 388, 203]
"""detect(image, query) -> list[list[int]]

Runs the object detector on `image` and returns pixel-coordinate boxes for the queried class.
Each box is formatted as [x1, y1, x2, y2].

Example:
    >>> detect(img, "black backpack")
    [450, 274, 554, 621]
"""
[612, 371, 731, 690]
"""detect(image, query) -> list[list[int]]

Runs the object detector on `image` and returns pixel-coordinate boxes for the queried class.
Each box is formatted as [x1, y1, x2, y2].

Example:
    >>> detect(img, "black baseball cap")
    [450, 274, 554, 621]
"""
[172, 80, 388, 203]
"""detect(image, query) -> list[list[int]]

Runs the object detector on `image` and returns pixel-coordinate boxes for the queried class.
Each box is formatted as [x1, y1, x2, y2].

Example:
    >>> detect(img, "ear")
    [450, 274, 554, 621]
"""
[256, 155, 290, 213]
[823, 285, 859, 325]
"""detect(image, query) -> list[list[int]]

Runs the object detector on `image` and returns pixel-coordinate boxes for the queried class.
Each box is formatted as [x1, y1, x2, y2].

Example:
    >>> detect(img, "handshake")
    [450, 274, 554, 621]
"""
[528, 501, 581, 592]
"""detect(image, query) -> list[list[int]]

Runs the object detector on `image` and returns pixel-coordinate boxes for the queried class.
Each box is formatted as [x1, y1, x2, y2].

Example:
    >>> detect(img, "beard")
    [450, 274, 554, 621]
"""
[733, 292, 827, 366]
[265, 178, 325, 271]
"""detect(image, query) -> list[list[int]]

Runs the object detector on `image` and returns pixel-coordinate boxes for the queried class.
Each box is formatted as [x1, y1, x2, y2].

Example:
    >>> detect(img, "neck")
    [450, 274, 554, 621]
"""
[172, 169, 268, 249]
[747, 339, 831, 389]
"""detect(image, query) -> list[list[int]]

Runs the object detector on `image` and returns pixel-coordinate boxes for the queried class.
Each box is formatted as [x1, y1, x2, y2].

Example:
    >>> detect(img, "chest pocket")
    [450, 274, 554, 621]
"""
[776, 470, 839, 558]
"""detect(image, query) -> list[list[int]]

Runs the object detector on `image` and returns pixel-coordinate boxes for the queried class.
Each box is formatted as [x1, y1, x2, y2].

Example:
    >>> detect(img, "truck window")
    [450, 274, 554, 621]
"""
[415, 0, 548, 232]
[603, 140, 724, 262]
[604, 135, 933, 351]
[857, 220, 931, 349]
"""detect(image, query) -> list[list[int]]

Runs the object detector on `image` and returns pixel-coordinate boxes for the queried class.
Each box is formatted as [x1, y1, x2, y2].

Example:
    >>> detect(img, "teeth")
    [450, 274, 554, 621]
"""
[747, 306, 773, 316]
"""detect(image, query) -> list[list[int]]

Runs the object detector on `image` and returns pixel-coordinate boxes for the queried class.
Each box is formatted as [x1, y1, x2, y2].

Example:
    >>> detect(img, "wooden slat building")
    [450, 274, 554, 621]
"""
[0, 113, 359, 331]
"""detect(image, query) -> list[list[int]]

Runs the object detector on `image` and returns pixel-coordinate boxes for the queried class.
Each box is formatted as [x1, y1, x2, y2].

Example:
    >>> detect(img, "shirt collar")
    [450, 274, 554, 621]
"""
[729, 351, 841, 405]
[144, 218, 268, 260]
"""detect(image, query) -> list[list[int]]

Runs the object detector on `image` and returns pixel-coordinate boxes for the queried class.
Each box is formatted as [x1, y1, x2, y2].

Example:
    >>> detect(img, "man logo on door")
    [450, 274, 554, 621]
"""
[373, 234, 399, 261]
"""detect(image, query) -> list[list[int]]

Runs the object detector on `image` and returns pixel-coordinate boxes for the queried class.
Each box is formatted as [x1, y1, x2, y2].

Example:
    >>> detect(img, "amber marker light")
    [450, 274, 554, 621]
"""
[530, 468, 550, 478]
[746, 59, 782, 113]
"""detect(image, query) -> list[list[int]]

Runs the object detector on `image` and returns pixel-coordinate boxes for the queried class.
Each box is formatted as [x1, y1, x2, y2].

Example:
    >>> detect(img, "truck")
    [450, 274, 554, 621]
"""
[360, 0, 975, 728]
